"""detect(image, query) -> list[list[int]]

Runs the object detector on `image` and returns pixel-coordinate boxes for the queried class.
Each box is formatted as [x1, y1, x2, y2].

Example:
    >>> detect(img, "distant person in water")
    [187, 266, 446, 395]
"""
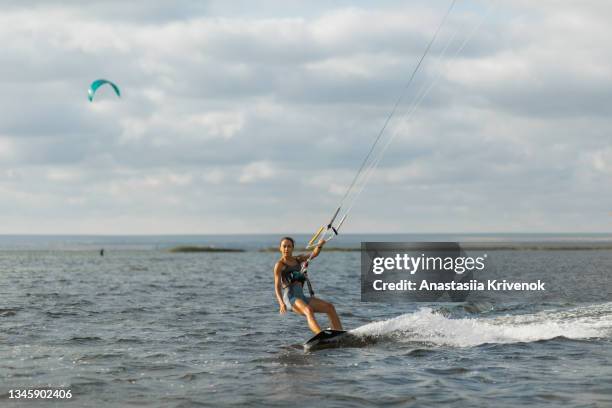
[273, 237, 342, 334]
[100, 248, 104, 257]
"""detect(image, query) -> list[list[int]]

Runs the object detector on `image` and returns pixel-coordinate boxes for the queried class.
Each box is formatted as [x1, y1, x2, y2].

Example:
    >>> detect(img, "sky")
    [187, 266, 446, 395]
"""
[0, 0, 610, 234]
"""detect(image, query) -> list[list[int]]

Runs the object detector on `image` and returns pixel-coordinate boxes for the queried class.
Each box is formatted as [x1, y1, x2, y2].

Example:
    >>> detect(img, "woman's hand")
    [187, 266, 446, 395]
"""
[279, 303, 287, 314]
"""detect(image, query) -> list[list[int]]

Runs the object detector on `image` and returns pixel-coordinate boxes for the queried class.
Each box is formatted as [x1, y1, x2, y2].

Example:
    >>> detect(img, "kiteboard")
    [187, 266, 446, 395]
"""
[303, 329, 348, 351]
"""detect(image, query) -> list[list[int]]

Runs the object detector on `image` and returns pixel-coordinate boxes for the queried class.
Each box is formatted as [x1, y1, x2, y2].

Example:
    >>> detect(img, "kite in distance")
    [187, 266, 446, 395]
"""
[88, 79, 121, 102]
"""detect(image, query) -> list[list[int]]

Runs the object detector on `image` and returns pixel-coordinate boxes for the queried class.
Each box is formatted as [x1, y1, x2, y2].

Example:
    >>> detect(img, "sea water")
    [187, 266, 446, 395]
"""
[0, 234, 611, 407]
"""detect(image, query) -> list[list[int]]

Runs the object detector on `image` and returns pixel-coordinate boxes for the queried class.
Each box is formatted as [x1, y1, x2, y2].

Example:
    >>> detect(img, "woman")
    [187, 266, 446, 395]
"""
[274, 236, 343, 334]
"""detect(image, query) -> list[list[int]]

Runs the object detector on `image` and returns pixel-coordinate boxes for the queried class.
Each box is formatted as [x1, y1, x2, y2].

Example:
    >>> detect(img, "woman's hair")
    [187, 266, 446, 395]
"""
[279, 236, 295, 247]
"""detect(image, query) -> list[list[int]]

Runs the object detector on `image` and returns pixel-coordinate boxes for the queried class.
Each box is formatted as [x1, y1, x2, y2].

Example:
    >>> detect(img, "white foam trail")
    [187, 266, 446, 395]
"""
[350, 303, 612, 347]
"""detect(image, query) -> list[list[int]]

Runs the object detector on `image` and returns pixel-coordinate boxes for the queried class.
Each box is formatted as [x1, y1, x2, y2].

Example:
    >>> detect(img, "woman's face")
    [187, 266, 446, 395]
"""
[279, 239, 294, 257]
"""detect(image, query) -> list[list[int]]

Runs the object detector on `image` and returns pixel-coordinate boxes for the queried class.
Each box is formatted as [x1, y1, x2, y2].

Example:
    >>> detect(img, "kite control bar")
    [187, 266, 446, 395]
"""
[306, 206, 348, 250]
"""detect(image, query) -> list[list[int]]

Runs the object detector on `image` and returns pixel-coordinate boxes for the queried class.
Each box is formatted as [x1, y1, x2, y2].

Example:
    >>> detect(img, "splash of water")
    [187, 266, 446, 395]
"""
[350, 303, 612, 347]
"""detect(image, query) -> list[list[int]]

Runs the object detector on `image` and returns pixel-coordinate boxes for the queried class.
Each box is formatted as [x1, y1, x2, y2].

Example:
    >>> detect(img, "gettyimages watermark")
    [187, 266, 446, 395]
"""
[361, 242, 608, 303]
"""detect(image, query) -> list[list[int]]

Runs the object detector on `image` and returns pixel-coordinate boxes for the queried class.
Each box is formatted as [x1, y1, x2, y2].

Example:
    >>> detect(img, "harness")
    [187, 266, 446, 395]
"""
[281, 260, 315, 296]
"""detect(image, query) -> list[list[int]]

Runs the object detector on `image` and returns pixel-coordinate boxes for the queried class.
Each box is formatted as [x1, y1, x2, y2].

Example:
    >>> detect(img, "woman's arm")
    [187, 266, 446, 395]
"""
[308, 239, 327, 260]
[274, 262, 287, 314]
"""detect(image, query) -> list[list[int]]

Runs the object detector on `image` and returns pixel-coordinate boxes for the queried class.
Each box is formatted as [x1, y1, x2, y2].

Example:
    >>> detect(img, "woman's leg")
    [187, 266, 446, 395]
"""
[308, 298, 343, 330]
[292, 299, 322, 334]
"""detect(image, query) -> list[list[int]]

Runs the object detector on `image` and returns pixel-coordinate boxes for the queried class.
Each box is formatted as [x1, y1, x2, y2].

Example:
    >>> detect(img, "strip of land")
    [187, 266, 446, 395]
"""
[168, 246, 245, 253]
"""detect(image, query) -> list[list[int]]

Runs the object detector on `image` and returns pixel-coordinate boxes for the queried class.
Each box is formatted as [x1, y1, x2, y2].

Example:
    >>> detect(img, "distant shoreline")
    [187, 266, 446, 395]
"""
[168, 246, 244, 253]
[1, 233, 612, 252]
[2, 243, 612, 253]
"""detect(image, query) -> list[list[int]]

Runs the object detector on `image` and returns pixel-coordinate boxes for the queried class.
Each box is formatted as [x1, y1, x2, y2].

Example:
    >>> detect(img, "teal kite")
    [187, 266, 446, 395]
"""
[88, 79, 121, 102]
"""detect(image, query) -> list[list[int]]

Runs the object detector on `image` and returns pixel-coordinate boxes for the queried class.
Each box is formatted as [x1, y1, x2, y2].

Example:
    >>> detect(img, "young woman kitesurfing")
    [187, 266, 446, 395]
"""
[271, 0, 492, 345]
[270, 0, 455, 338]
[273, 237, 343, 334]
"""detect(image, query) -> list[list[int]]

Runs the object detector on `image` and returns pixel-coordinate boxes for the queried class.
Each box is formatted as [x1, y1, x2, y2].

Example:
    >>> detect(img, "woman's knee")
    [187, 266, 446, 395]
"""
[303, 305, 315, 317]
[320, 301, 335, 313]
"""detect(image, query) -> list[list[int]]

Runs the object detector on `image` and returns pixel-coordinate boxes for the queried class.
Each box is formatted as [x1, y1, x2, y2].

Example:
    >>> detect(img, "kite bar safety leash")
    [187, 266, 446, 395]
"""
[300, 240, 326, 297]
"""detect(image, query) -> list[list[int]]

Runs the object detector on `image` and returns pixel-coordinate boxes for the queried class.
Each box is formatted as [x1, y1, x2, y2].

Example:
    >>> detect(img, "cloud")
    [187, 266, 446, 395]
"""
[239, 161, 275, 184]
[0, 1, 609, 233]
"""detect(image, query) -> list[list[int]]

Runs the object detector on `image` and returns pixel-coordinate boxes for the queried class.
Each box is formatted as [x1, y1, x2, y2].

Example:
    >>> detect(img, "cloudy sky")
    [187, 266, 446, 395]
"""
[0, 0, 610, 234]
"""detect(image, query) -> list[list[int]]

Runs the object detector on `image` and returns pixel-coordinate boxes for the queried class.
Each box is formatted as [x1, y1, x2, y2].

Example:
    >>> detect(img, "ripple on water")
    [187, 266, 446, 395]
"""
[425, 367, 471, 375]
[75, 353, 126, 363]
[0, 308, 19, 317]
[68, 336, 104, 344]
[45, 308, 81, 318]
[405, 348, 437, 358]
[115, 337, 145, 344]
[69, 377, 111, 394]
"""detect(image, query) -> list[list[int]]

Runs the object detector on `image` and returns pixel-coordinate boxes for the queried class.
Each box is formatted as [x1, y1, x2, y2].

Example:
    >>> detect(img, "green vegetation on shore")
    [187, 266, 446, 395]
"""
[258, 247, 360, 252]
[168, 246, 244, 253]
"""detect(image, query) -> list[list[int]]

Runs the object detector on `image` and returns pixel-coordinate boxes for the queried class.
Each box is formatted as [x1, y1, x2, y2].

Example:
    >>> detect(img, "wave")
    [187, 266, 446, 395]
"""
[350, 302, 612, 347]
